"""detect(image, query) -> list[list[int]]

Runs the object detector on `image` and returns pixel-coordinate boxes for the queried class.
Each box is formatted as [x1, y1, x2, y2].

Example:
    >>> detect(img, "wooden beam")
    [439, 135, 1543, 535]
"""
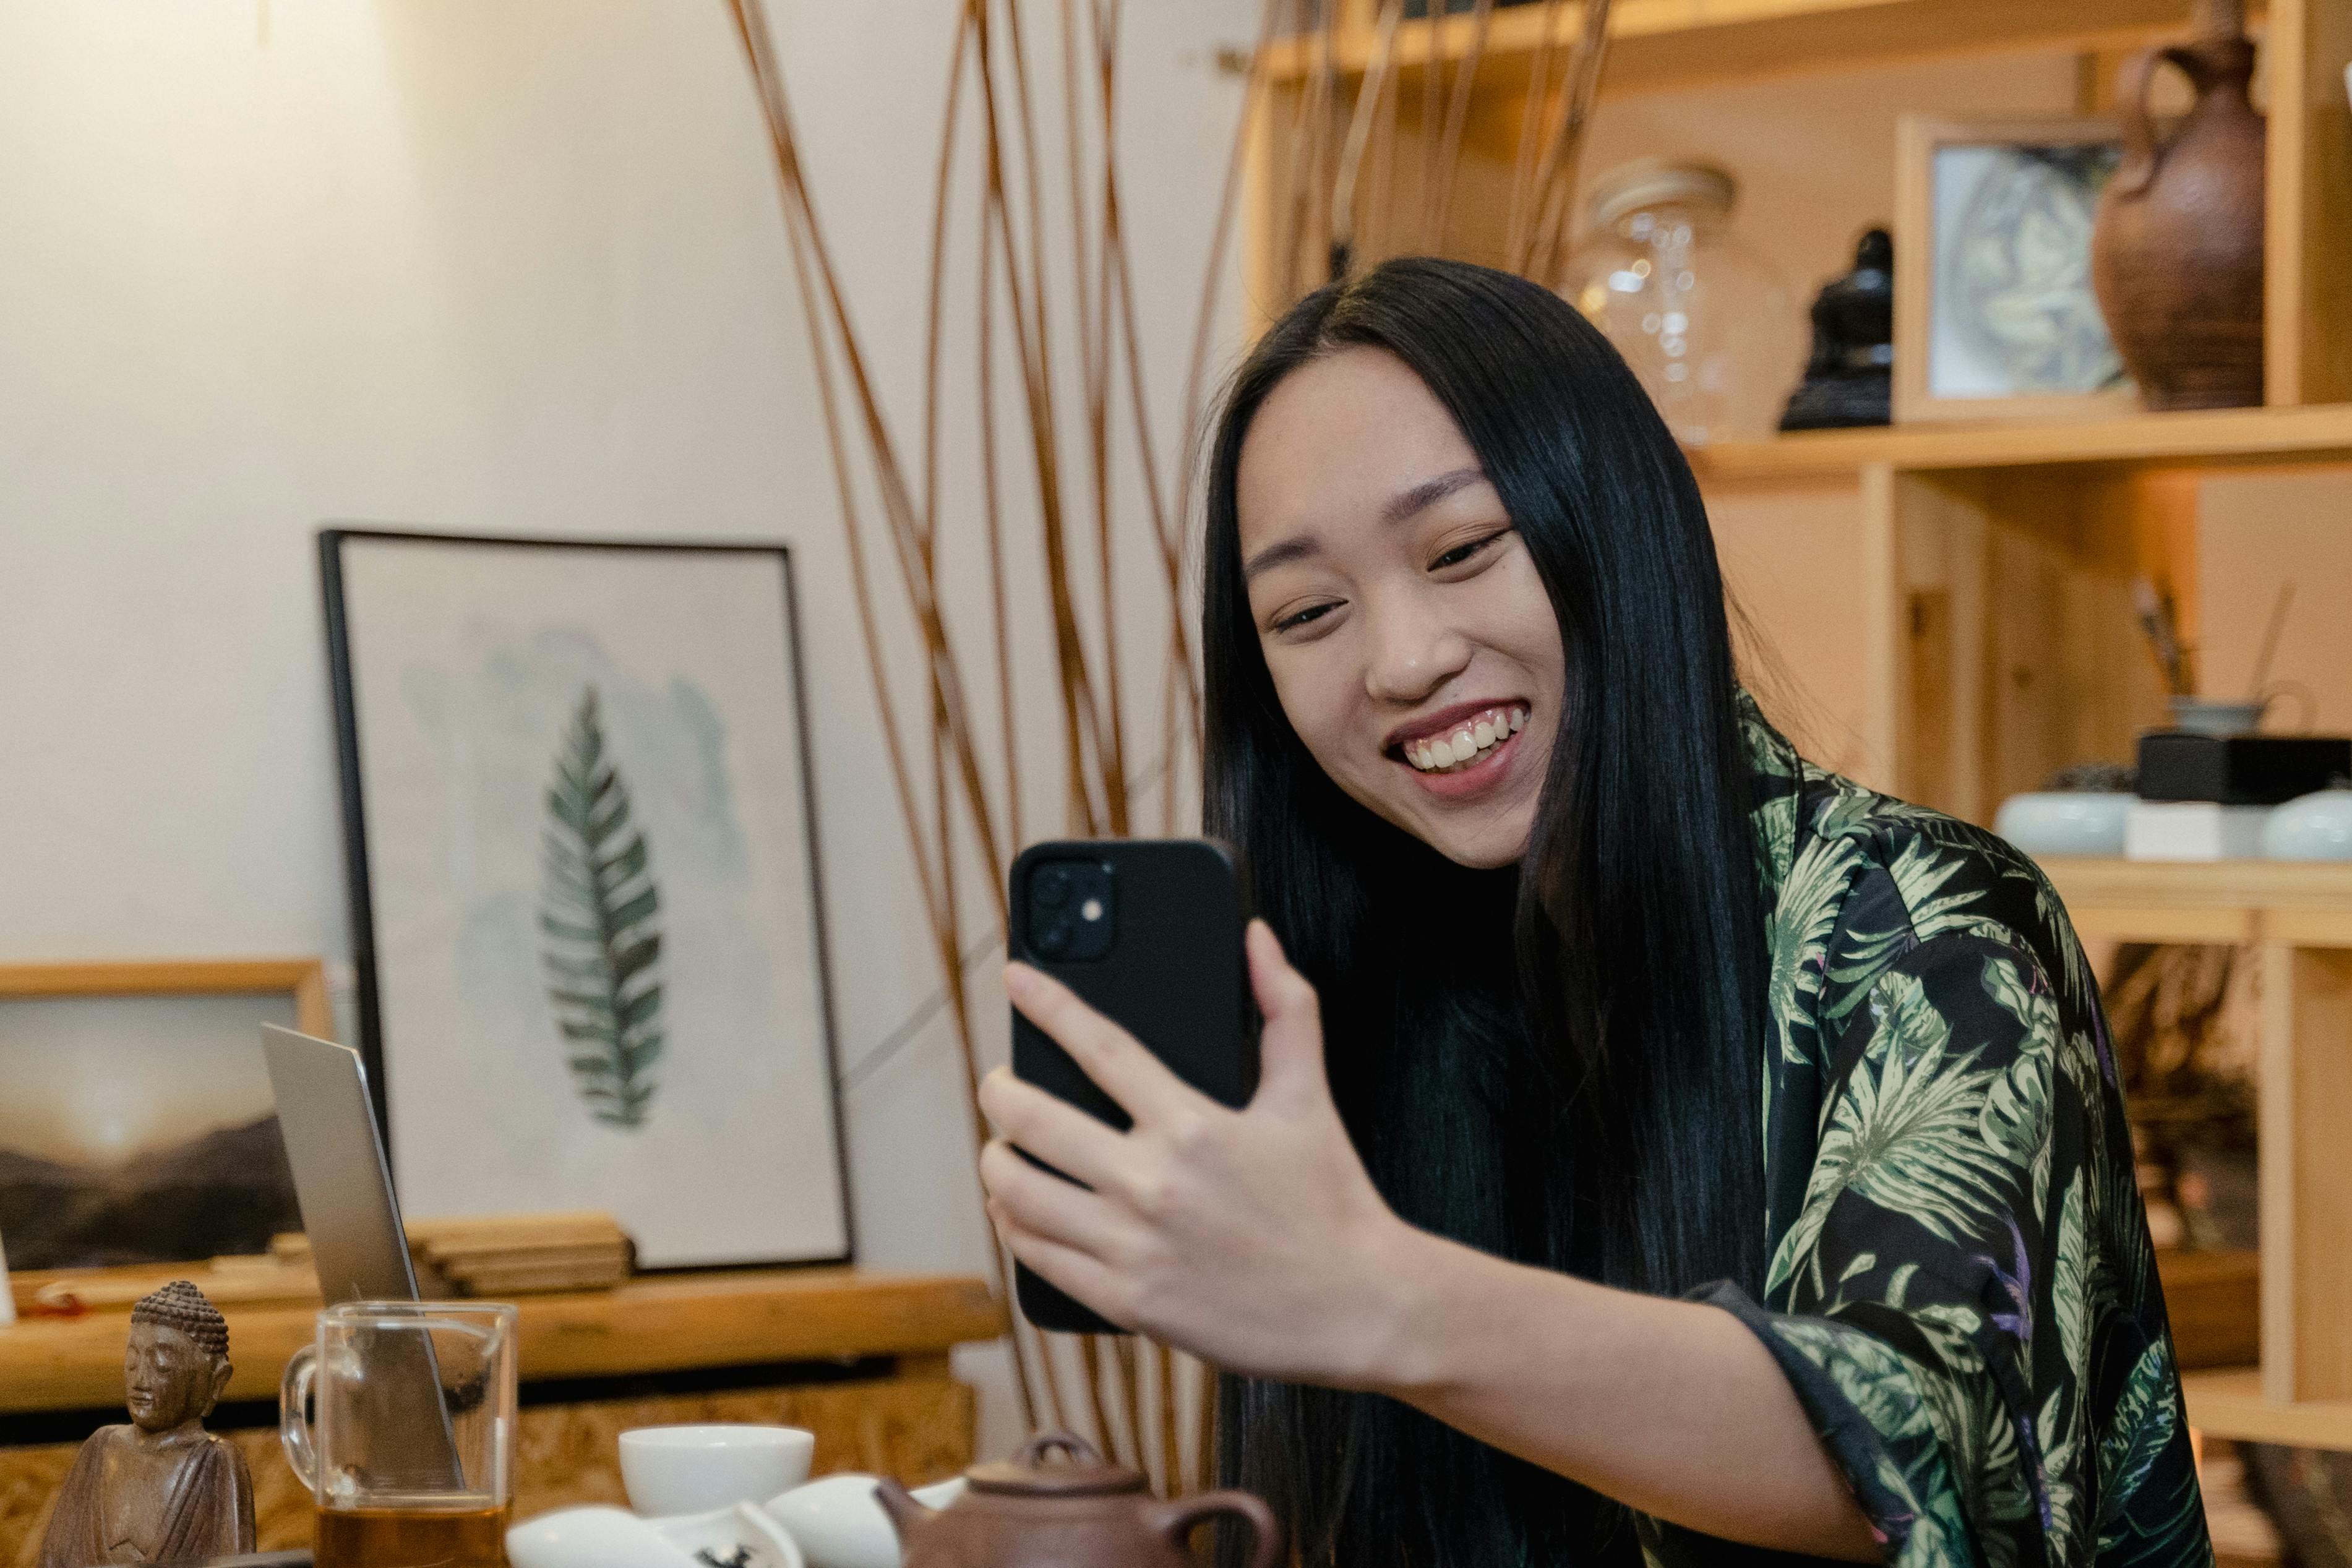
[1262, 0, 2202, 95]
[2259, 945, 2352, 1403]
[1689, 403, 2352, 483]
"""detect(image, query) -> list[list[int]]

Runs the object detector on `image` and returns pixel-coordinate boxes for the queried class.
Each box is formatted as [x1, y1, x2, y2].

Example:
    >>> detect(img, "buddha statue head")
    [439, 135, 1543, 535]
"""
[122, 1281, 233, 1434]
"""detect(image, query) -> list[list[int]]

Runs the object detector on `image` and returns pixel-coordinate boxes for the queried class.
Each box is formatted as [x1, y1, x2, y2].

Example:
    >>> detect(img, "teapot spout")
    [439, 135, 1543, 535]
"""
[873, 1478, 934, 1544]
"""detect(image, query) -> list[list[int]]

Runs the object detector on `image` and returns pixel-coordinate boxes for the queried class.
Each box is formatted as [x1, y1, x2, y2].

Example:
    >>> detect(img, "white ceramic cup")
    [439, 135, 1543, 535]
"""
[620, 1425, 816, 1518]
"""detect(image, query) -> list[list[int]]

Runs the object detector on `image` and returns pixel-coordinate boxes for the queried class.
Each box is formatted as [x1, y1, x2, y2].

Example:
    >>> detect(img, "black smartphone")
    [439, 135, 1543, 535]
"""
[1007, 838, 1255, 1335]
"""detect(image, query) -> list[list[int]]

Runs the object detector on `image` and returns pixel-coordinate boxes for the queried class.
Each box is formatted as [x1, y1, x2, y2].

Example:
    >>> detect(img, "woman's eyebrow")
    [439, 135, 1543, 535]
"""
[1381, 466, 1486, 525]
[1242, 467, 1488, 584]
[1242, 534, 1319, 583]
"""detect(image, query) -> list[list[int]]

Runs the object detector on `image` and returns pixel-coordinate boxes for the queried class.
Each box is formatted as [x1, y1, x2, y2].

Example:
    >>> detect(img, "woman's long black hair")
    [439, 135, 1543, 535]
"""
[1204, 258, 1769, 1567]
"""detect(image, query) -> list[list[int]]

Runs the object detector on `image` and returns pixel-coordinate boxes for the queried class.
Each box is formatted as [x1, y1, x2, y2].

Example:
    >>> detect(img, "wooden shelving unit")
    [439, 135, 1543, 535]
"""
[2043, 859, 2352, 1451]
[1253, 0, 2352, 1466]
[1252, 1, 2352, 825]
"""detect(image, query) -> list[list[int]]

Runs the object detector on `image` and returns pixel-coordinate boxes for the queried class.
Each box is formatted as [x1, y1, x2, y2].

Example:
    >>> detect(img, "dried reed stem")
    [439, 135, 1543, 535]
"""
[1517, 0, 1614, 281]
[1423, 0, 1494, 248]
[1503, 0, 1571, 268]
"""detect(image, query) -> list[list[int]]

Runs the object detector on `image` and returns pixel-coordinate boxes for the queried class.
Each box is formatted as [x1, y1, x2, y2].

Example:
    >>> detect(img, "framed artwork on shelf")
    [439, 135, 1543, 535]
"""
[1894, 114, 2138, 424]
[320, 529, 849, 1271]
[0, 959, 330, 1272]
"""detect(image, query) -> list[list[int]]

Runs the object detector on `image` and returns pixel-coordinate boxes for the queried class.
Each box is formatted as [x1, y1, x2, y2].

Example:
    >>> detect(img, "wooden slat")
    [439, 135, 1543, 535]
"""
[2186, 1366, 2352, 1452]
[2158, 1249, 2261, 1371]
[2038, 857, 2352, 915]
[1689, 404, 2352, 484]
[2265, 0, 2352, 406]
[0, 959, 329, 1000]
[0, 1269, 1005, 1415]
[1261, 0, 2199, 93]
[2063, 906, 2261, 945]
[2260, 947, 2352, 1403]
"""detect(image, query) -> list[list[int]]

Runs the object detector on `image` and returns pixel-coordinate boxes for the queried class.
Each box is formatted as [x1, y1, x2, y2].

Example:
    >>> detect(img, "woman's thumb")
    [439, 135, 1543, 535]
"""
[1246, 919, 1326, 1102]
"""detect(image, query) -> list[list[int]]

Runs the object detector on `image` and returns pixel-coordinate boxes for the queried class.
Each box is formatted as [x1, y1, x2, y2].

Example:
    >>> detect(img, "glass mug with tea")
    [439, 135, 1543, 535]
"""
[281, 1300, 518, 1568]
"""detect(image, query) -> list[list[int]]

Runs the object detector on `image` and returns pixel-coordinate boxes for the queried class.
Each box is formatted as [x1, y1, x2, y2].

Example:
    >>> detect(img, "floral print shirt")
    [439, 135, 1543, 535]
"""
[1651, 705, 2212, 1568]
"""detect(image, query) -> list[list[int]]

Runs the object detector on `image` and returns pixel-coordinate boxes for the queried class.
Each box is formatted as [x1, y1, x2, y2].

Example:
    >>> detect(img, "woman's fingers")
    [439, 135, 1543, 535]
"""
[977, 1137, 1126, 1257]
[994, 1215, 1135, 1332]
[1005, 961, 1204, 1123]
[1245, 919, 1329, 1110]
[977, 1067, 1127, 1188]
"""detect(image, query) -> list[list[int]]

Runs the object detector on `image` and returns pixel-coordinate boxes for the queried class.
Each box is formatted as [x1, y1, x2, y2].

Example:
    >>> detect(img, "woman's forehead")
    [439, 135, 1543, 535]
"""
[1236, 348, 1486, 552]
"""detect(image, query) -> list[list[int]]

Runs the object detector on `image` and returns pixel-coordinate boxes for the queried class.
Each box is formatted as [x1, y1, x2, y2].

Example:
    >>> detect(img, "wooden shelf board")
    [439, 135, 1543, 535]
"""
[2187, 1366, 2352, 1452]
[1688, 404, 2352, 484]
[0, 1267, 1006, 1416]
[1262, 0, 2200, 95]
[2034, 858, 2352, 946]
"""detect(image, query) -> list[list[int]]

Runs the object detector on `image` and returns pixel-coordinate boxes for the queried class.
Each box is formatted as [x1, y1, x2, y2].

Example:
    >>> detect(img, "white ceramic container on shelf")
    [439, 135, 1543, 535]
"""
[2264, 789, 2352, 860]
[1993, 792, 2133, 858]
[620, 1424, 816, 1517]
[762, 1474, 967, 1568]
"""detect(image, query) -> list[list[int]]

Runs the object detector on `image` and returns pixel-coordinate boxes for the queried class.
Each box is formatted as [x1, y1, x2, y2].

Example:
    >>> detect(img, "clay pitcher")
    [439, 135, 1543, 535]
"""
[875, 1432, 1281, 1568]
[2090, 0, 2266, 409]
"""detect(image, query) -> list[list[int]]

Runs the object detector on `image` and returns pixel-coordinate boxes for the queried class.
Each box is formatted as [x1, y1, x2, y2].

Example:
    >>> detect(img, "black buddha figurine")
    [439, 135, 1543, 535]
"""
[37, 1281, 257, 1567]
[1779, 227, 1894, 431]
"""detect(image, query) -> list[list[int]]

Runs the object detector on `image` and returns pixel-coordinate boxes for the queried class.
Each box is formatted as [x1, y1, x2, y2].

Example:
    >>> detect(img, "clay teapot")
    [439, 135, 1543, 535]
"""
[2090, 0, 2266, 409]
[874, 1433, 1280, 1568]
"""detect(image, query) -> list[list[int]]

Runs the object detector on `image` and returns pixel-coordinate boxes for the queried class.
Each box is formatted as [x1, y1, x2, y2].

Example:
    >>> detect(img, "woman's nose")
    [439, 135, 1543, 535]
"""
[1361, 589, 1473, 705]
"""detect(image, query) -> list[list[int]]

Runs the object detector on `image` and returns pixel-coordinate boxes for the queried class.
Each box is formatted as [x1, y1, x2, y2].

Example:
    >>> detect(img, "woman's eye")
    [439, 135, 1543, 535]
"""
[1431, 531, 1508, 571]
[1274, 602, 1337, 632]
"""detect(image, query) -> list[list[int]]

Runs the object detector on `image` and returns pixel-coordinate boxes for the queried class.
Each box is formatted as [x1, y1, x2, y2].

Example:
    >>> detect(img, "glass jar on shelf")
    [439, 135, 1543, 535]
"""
[1558, 158, 1803, 447]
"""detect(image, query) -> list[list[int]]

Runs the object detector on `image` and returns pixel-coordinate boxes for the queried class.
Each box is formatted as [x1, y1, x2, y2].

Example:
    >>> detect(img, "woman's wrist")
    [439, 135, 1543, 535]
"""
[1333, 1219, 1497, 1397]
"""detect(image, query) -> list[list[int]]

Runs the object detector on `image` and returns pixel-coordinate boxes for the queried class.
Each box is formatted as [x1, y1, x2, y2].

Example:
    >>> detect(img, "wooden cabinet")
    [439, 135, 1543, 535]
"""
[0, 1269, 1005, 1562]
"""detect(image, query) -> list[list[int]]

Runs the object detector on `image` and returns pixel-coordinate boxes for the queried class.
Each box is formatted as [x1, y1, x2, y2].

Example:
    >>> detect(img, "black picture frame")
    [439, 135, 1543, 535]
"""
[319, 526, 853, 1270]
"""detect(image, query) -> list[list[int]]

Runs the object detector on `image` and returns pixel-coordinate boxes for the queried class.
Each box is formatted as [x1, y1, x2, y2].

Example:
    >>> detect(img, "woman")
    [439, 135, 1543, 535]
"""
[976, 258, 2207, 1568]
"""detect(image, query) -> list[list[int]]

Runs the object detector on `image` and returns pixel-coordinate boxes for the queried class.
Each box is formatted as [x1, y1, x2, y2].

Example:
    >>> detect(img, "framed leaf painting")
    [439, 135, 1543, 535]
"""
[321, 530, 849, 1269]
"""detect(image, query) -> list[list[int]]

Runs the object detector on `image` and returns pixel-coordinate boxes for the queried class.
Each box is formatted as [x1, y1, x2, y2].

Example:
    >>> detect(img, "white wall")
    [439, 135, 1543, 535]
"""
[0, 0, 1253, 1460]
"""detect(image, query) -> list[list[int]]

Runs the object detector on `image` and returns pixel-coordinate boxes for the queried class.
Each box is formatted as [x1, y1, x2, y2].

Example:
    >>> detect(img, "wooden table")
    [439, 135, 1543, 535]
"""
[0, 1269, 1006, 1564]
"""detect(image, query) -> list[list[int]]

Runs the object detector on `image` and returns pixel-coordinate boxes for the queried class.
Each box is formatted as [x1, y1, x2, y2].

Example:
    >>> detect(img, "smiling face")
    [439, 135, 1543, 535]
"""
[1235, 346, 1567, 869]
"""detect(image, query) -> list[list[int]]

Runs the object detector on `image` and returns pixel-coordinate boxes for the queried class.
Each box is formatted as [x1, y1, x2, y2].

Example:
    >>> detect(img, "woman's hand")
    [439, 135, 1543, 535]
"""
[977, 919, 1416, 1384]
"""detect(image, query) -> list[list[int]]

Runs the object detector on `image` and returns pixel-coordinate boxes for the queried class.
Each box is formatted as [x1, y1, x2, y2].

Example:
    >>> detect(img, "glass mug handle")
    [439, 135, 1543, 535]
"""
[279, 1343, 320, 1496]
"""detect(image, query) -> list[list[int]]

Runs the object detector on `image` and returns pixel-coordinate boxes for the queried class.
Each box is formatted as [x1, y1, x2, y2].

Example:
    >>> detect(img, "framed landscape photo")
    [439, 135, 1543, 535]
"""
[1894, 114, 2137, 424]
[322, 530, 849, 1270]
[0, 960, 328, 1272]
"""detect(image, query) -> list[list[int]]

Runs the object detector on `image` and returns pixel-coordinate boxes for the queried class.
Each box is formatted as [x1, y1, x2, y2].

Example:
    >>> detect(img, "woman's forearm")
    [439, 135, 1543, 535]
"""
[1355, 1226, 1879, 1561]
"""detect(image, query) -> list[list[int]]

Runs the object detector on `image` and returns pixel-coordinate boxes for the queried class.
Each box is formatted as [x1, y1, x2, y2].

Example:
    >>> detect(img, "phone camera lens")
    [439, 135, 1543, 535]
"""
[1034, 920, 1072, 956]
[1033, 867, 1071, 907]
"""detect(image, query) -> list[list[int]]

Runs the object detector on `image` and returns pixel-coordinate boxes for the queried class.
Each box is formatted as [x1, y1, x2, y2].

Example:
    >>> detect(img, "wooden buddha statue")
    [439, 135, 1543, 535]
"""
[37, 1280, 257, 1567]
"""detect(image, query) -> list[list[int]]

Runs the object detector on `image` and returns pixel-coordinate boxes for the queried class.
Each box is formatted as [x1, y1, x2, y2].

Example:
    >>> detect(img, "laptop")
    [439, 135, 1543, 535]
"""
[259, 1025, 424, 1305]
[259, 1025, 461, 1486]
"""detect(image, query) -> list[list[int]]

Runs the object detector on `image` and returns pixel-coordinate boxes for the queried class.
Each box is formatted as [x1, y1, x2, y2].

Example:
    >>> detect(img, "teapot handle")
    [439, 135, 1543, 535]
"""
[2113, 45, 2203, 198]
[1146, 1491, 1282, 1568]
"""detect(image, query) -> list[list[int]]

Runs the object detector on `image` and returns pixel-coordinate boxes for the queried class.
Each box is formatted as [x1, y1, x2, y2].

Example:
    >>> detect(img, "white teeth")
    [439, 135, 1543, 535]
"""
[1399, 705, 1532, 773]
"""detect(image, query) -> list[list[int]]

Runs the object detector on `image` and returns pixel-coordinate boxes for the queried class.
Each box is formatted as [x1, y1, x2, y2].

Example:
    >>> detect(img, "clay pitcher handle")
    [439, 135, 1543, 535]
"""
[2113, 45, 2204, 197]
[1146, 1490, 1282, 1568]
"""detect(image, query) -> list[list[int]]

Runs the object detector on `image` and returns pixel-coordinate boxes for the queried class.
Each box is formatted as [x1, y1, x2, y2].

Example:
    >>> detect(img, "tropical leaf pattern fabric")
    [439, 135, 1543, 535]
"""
[1645, 701, 2210, 1568]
